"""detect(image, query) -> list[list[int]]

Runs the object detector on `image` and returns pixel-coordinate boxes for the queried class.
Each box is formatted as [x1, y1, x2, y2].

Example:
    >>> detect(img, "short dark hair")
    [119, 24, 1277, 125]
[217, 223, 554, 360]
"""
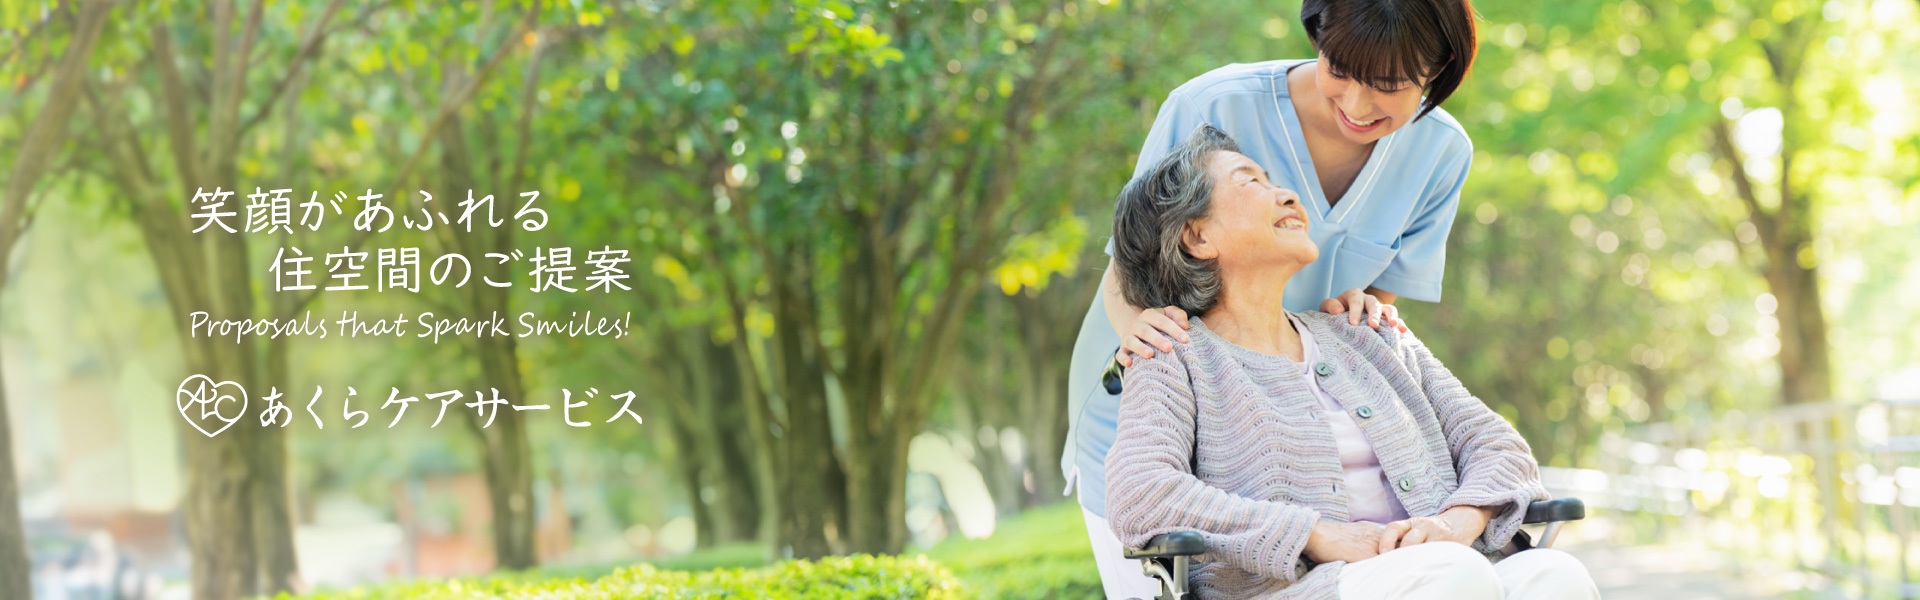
[1111, 124, 1240, 317]
[1301, 0, 1480, 121]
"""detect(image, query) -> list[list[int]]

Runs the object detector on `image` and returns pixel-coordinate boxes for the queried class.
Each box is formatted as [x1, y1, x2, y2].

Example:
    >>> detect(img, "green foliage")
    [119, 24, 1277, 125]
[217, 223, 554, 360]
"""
[281, 554, 962, 600]
[920, 502, 1101, 600]
[641, 543, 775, 573]
[486, 544, 776, 585]
[11, 0, 1919, 593]
[280, 503, 1101, 600]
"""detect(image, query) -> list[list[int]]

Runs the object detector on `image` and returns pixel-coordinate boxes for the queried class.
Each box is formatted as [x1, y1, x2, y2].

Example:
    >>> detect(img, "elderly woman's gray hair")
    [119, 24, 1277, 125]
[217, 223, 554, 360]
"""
[1111, 123, 1239, 316]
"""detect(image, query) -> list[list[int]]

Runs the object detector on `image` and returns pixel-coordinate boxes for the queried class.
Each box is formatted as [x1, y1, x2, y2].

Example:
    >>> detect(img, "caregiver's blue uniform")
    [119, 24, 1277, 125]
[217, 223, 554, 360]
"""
[1064, 59, 1474, 517]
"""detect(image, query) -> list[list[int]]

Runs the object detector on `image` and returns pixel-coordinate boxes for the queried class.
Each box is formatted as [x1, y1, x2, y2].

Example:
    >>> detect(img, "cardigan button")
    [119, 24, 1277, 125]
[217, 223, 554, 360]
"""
[1356, 405, 1375, 419]
[1398, 477, 1414, 491]
[1314, 362, 1333, 376]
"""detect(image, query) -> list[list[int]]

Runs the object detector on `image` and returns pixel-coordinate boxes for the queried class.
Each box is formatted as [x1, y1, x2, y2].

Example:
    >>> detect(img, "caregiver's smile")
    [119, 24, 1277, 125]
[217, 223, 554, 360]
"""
[1311, 59, 1430, 145]
[1336, 105, 1386, 134]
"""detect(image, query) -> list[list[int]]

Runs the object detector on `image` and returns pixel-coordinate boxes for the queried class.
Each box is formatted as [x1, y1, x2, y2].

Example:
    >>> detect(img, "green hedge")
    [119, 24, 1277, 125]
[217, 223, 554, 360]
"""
[920, 502, 1102, 599]
[283, 502, 1100, 599]
[282, 555, 961, 600]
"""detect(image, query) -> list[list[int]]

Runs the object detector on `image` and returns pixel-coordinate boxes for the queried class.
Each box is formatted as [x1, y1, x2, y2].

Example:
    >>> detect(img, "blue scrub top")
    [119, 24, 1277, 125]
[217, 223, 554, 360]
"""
[1065, 59, 1474, 517]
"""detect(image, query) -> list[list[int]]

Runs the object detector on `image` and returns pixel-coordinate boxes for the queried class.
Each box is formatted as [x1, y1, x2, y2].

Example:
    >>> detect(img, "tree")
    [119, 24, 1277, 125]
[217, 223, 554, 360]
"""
[0, 2, 113, 596]
[72, 1, 356, 593]
[952, 255, 1098, 514]
[580, 0, 1192, 555]
[1699, 2, 1834, 406]
[1476, 0, 1847, 409]
[399, 0, 560, 568]
[69, 0, 537, 593]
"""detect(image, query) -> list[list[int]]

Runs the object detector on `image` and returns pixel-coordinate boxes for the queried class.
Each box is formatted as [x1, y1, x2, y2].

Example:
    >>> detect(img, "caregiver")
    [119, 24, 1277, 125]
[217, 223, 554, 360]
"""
[1062, 1, 1483, 596]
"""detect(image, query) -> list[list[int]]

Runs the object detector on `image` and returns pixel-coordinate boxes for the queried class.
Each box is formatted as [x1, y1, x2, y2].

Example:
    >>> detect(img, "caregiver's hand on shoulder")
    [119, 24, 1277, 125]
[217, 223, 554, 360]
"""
[1320, 288, 1406, 333]
[1305, 521, 1386, 564]
[1114, 306, 1190, 368]
[1376, 506, 1498, 553]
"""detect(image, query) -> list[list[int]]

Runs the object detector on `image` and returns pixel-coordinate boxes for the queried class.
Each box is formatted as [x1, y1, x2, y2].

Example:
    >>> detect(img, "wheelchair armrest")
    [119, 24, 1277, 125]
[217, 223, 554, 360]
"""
[1124, 531, 1207, 559]
[1521, 497, 1585, 524]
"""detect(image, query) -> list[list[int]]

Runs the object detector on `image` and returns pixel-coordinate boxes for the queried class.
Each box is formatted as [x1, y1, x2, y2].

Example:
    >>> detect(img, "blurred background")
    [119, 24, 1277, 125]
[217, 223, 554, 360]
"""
[0, 0, 1916, 598]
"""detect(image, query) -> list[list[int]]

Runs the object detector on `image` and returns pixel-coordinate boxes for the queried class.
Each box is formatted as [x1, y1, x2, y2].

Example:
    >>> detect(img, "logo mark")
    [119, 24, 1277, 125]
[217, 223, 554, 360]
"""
[177, 374, 248, 438]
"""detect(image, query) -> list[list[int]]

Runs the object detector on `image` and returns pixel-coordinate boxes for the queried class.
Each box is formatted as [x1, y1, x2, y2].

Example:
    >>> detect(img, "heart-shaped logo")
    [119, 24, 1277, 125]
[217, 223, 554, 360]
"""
[177, 374, 248, 438]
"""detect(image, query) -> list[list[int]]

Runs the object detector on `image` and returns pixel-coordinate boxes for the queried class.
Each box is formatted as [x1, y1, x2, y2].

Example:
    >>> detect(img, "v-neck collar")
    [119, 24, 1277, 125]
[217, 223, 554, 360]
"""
[1270, 59, 1399, 226]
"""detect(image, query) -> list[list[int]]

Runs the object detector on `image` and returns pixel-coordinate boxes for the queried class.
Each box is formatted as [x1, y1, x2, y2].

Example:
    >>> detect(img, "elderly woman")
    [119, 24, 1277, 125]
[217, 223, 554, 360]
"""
[1103, 124, 1600, 600]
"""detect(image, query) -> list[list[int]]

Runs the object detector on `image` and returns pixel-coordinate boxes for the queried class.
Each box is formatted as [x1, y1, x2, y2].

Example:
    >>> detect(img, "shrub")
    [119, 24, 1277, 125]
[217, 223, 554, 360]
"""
[283, 554, 961, 600]
[921, 502, 1103, 600]
[282, 502, 1101, 599]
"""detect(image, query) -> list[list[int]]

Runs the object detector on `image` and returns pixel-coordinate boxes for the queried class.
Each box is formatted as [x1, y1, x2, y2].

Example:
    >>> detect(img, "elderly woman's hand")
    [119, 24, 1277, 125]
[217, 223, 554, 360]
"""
[1114, 306, 1191, 368]
[1320, 288, 1407, 333]
[1376, 506, 1500, 552]
[1305, 521, 1386, 564]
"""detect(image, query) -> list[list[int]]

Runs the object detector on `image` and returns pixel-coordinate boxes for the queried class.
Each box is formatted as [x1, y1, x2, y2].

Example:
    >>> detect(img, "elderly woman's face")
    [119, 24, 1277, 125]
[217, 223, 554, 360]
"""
[1182, 151, 1319, 271]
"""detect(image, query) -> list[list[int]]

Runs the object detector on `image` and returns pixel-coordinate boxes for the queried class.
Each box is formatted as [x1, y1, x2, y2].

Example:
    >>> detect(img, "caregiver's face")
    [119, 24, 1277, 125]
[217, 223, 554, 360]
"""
[1185, 151, 1318, 270]
[1314, 53, 1428, 145]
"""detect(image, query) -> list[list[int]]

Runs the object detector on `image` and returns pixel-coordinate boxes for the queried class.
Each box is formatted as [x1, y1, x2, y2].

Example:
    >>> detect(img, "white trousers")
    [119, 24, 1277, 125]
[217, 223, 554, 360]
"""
[1084, 505, 1599, 600]
[1337, 541, 1601, 600]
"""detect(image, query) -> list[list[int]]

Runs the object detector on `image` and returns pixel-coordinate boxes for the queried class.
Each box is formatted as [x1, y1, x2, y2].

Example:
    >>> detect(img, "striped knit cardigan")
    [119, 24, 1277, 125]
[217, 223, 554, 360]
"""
[1105, 311, 1549, 600]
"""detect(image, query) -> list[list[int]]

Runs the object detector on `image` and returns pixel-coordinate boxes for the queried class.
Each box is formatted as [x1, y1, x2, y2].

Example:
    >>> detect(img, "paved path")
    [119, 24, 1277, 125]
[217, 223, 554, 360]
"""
[1560, 539, 1791, 599]
[1550, 517, 1811, 599]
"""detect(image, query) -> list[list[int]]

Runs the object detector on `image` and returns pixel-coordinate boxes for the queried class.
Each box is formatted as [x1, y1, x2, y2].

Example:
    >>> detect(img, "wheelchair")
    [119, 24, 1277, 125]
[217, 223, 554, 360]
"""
[1098, 360, 1590, 600]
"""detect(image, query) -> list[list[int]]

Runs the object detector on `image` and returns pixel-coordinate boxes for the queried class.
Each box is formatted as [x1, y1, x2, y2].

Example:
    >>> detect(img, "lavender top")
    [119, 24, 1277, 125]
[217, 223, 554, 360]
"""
[1286, 313, 1409, 526]
[1105, 311, 1548, 600]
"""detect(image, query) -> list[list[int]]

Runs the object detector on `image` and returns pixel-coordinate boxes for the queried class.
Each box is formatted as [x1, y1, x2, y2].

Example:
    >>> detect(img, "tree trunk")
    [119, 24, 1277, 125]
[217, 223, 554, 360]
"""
[255, 336, 302, 592]
[771, 273, 843, 558]
[1765, 245, 1832, 404]
[0, 365, 35, 600]
[1714, 140, 1833, 407]
[179, 339, 266, 599]
[95, 119, 307, 600]
[724, 332, 784, 548]
[183, 135, 304, 598]
[641, 327, 765, 548]
[699, 340, 762, 543]
[439, 118, 540, 569]
[835, 223, 895, 555]
[1707, 20, 1833, 407]
[664, 411, 718, 548]
[1020, 363, 1068, 508]
[699, 240, 785, 550]
[843, 422, 906, 554]
[1012, 278, 1094, 509]
[469, 333, 538, 569]
[975, 296, 1022, 513]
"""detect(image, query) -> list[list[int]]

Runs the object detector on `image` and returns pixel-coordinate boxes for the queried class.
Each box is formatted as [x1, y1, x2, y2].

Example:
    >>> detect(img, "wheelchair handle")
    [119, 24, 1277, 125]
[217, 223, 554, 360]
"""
[1102, 356, 1126, 395]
